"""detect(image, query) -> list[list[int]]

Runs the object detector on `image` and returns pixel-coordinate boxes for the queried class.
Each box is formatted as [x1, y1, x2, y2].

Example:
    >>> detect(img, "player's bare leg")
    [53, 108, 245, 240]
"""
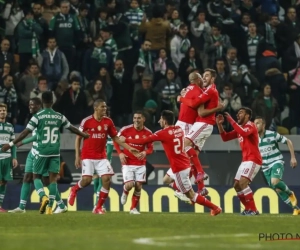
[68, 176, 92, 206]
[164, 174, 191, 203]
[121, 181, 134, 205]
[8, 173, 32, 213]
[43, 176, 67, 213]
[129, 182, 142, 214]
[94, 175, 111, 214]
[234, 177, 259, 215]
[184, 188, 222, 216]
[33, 173, 49, 214]
[184, 138, 207, 183]
[0, 180, 7, 212]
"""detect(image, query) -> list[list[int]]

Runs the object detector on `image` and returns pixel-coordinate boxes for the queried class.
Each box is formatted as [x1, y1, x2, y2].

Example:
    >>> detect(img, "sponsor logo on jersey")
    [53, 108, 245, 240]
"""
[135, 135, 139, 139]
[97, 126, 101, 131]
[58, 23, 72, 28]
[92, 133, 106, 139]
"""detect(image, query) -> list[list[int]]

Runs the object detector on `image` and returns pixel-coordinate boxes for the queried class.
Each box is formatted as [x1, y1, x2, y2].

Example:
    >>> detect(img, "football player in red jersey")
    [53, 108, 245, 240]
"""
[216, 107, 262, 215]
[114, 111, 153, 214]
[178, 69, 219, 194]
[68, 99, 138, 214]
[120, 110, 222, 216]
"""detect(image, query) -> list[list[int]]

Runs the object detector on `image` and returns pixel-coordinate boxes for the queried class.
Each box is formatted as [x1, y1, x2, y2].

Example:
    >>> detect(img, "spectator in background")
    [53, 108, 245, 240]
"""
[32, 2, 48, 51]
[136, 39, 153, 75]
[85, 78, 107, 114]
[42, 0, 60, 24]
[139, 5, 171, 56]
[0, 39, 14, 73]
[239, 0, 257, 21]
[282, 34, 300, 74]
[17, 62, 40, 124]
[140, 0, 154, 20]
[38, 37, 69, 91]
[0, 63, 12, 88]
[57, 156, 73, 184]
[16, 9, 43, 73]
[0, 75, 17, 124]
[219, 83, 242, 130]
[83, 35, 113, 82]
[132, 74, 160, 116]
[49, 0, 81, 72]
[143, 99, 158, 132]
[169, 9, 182, 34]
[178, 46, 203, 87]
[170, 23, 191, 69]
[155, 68, 181, 112]
[225, 47, 240, 76]
[204, 23, 232, 68]
[100, 26, 118, 61]
[190, 9, 211, 69]
[252, 83, 280, 131]
[111, 59, 133, 127]
[53, 79, 69, 111]
[214, 58, 230, 92]
[125, 0, 144, 42]
[58, 76, 87, 129]
[30, 76, 57, 104]
[153, 48, 176, 84]
[90, 7, 108, 38]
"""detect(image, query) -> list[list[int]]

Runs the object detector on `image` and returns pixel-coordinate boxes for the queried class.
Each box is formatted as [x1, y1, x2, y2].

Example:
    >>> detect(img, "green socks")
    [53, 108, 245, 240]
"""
[33, 179, 46, 198]
[274, 181, 292, 195]
[0, 184, 6, 207]
[48, 183, 57, 208]
[19, 182, 31, 210]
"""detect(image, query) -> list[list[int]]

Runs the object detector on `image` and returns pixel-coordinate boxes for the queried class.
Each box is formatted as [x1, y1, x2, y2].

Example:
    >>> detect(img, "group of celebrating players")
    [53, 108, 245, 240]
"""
[0, 68, 299, 215]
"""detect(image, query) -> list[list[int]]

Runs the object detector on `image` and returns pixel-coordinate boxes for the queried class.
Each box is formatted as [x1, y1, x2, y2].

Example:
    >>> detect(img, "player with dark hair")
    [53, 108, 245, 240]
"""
[120, 110, 222, 216]
[2, 91, 89, 215]
[216, 107, 262, 215]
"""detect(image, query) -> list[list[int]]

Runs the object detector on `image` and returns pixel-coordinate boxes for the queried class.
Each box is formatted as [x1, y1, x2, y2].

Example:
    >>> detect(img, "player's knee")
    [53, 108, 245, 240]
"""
[184, 138, 192, 147]
[125, 181, 134, 190]
[233, 181, 240, 191]
[163, 175, 172, 185]
[271, 179, 279, 187]
[135, 182, 142, 191]
[82, 176, 92, 186]
[23, 173, 33, 183]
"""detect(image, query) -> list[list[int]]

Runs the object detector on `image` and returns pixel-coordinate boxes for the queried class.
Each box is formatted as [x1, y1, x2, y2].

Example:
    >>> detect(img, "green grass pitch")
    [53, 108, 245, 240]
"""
[1, 212, 300, 250]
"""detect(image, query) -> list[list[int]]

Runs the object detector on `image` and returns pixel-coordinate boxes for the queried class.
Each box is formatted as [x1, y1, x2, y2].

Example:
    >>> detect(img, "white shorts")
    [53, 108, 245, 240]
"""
[173, 168, 192, 193]
[186, 122, 213, 150]
[175, 120, 193, 136]
[166, 168, 175, 179]
[82, 159, 114, 177]
[122, 165, 146, 183]
[234, 161, 261, 182]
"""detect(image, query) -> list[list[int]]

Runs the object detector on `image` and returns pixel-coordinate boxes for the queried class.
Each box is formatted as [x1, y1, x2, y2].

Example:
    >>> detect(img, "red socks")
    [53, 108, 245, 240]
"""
[243, 187, 257, 211]
[73, 181, 82, 192]
[237, 191, 247, 209]
[185, 146, 204, 173]
[97, 187, 109, 209]
[192, 193, 218, 210]
[130, 191, 141, 210]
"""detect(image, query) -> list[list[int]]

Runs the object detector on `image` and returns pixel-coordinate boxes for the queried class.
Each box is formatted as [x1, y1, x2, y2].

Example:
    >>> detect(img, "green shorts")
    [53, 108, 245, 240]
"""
[0, 157, 13, 181]
[25, 152, 49, 177]
[33, 155, 60, 175]
[263, 161, 284, 186]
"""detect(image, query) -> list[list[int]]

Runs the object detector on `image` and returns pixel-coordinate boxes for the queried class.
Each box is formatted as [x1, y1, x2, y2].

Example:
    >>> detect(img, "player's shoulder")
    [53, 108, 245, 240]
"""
[265, 129, 276, 137]
[103, 116, 114, 124]
[154, 129, 164, 135]
[4, 122, 14, 129]
[81, 115, 93, 124]
[120, 124, 133, 132]
[143, 126, 153, 134]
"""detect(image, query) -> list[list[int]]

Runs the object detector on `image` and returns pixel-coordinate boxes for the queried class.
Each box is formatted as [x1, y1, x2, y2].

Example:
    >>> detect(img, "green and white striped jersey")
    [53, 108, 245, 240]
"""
[0, 122, 15, 159]
[31, 128, 38, 156]
[258, 130, 287, 171]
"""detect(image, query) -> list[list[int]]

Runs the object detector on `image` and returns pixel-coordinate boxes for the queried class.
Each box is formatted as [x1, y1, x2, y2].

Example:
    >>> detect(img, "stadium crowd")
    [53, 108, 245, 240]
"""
[0, 0, 299, 133]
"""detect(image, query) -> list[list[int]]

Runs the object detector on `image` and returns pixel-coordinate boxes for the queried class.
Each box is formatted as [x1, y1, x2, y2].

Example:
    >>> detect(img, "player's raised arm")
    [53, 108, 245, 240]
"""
[179, 91, 211, 109]
[123, 133, 159, 145]
[1, 128, 32, 152]
[198, 102, 224, 117]
[216, 114, 238, 141]
[112, 136, 140, 154]
[224, 112, 254, 137]
[67, 124, 90, 138]
[17, 135, 37, 147]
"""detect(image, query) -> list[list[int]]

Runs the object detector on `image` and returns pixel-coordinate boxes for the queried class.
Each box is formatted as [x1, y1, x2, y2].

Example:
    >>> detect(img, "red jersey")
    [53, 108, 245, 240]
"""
[114, 124, 153, 166]
[180, 84, 219, 125]
[220, 121, 262, 165]
[79, 115, 118, 160]
[125, 126, 190, 173]
[178, 83, 202, 124]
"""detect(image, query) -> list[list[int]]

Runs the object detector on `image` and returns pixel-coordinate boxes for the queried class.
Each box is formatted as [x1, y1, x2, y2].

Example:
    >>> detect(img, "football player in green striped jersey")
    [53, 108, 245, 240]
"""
[254, 117, 300, 215]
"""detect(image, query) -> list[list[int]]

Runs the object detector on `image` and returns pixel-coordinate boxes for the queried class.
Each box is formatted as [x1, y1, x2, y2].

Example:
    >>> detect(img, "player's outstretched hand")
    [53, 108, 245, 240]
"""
[216, 114, 224, 124]
[12, 159, 18, 168]
[119, 152, 127, 164]
[1, 144, 10, 152]
[137, 151, 146, 160]
[119, 136, 126, 143]
[180, 88, 187, 96]
[290, 157, 297, 168]
[217, 102, 225, 111]
[129, 147, 139, 155]
[83, 132, 90, 139]
[75, 157, 82, 169]
[176, 95, 181, 102]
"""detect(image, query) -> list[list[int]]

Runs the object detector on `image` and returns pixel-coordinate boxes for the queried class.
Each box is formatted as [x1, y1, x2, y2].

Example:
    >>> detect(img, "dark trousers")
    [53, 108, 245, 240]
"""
[19, 53, 33, 73]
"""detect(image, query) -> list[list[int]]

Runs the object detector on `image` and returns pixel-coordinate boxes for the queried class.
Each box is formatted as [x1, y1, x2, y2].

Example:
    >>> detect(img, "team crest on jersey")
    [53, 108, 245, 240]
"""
[104, 124, 108, 131]
[97, 126, 101, 131]
[168, 130, 173, 135]
[143, 135, 146, 138]
[135, 135, 139, 139]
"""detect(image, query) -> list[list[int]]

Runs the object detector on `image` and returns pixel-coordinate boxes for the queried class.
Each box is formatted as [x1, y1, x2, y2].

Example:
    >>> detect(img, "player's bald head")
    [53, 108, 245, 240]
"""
[189, 72, 201, 83]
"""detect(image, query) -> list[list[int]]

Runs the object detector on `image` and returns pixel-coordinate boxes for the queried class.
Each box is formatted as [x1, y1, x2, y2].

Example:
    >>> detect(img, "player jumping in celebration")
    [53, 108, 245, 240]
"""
[177, 69, 219, 194]
[0, 103, 18, 212]
[119, 110, 222, 216]
[8, 98, 67, 214]
[254, 117, 300, 215]
[114, 111, 153, 214]
[2, 92, 89, 215]
[68, 99, 138, 214]
[216, 108, 262, 215]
